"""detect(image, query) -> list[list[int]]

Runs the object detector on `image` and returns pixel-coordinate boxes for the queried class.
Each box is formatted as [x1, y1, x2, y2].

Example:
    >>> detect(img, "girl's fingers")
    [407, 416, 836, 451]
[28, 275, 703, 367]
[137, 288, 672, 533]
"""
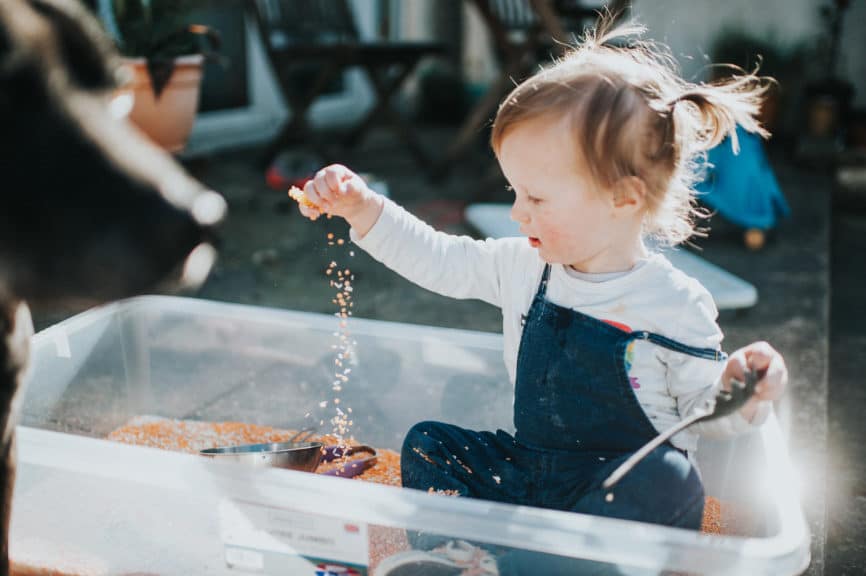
[723, 349, 748, 389]
[313, 173, 335, 207]
[304, 179, 328, 212]
[756, 350, 787, 399]
[298, 204, 320, 220]
[738, 341, 786, 400]
[743, 341, 772, 396]
[323, 165, 345, 195]
[743, 341, 775, 373]
[345, 174, 366, 198]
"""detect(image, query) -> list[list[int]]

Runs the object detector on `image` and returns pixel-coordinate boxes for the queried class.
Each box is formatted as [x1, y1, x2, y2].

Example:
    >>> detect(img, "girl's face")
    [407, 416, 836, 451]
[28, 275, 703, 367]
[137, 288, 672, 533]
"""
[499, 115, 633, 273]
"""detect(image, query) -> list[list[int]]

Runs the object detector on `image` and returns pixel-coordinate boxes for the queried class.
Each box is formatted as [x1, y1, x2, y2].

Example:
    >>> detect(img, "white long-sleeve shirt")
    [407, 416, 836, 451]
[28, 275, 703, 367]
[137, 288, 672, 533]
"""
[351, 198, 769, 453]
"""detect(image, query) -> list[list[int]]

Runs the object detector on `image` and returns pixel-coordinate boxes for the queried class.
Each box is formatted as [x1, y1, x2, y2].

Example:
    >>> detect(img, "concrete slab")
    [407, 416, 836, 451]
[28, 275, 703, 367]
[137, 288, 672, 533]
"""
[826, 208, 866, 576]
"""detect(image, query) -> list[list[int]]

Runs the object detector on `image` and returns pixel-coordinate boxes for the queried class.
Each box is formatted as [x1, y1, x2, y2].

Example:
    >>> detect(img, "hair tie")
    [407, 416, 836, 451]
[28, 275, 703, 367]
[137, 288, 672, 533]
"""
[667, 97, 680, 114]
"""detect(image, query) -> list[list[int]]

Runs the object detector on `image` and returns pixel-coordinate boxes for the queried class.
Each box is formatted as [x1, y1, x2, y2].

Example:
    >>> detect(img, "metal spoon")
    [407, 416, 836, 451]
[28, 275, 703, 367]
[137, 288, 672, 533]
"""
[601, 368, 760, 491]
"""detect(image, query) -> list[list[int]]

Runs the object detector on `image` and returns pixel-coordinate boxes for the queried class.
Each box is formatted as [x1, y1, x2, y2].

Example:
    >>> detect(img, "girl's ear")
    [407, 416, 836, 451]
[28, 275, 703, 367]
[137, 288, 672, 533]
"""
[612, 176, 647, 210]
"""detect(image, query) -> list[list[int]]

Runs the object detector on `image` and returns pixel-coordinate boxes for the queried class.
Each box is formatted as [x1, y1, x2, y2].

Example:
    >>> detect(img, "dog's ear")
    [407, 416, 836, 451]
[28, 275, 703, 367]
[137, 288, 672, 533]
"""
[0, 9, 18, 113]
[27, 0, 121, 91]
[0, 3, 12, 63]
[0, 16, 8, 58]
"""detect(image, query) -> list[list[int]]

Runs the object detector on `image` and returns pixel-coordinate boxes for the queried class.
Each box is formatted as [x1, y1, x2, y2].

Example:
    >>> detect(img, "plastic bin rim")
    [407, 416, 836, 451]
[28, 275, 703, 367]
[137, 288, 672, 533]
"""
[31, 294, 505, 351]
[15, 421, 809, 573]
[21, 296, 810, 574]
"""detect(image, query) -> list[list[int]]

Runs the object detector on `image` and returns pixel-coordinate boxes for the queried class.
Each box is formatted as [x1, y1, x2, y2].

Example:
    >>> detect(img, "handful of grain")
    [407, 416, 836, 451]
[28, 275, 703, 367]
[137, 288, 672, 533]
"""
[288, 185, 320, 210]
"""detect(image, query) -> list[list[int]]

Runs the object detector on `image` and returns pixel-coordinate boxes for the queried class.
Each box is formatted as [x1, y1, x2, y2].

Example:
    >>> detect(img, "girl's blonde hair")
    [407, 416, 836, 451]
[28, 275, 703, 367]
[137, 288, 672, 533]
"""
[491, 18, 772, 245]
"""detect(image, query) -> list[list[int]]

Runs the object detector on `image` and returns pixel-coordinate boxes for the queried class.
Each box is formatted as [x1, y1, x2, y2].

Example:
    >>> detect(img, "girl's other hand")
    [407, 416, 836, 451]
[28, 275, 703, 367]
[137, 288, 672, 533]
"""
[724, 341, 788, 403]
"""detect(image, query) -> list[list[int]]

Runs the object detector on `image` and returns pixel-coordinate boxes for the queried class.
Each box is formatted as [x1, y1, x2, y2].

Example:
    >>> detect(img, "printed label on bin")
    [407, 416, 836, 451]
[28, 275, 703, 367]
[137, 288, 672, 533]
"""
[219, 499, 369, 575]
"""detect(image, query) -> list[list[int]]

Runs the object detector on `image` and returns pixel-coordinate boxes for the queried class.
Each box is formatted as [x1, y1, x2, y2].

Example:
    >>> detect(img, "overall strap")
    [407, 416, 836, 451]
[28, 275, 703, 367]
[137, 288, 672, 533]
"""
[630, 330, 727, 362]
[537, 264, 552, 298]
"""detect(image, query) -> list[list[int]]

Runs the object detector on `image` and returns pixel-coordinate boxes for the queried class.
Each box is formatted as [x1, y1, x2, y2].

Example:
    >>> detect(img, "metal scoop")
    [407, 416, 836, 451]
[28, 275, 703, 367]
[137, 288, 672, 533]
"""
[199, 441, 377, 478]
[601, 369, 760, 491]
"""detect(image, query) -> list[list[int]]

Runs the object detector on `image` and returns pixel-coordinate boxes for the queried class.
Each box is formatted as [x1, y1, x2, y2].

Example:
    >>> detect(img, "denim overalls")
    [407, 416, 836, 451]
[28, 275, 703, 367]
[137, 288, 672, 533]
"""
[401, 264, 726, 532]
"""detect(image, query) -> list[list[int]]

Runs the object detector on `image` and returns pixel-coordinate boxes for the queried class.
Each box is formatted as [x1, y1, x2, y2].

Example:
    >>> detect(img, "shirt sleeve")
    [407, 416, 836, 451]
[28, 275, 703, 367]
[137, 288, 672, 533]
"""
[349, 197, 513, 308]
[666, 280, 771, 440]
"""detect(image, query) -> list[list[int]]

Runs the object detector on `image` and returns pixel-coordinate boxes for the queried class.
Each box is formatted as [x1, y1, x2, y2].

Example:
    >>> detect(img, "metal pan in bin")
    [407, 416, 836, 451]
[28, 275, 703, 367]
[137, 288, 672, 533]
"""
[200, 441, 323, 472]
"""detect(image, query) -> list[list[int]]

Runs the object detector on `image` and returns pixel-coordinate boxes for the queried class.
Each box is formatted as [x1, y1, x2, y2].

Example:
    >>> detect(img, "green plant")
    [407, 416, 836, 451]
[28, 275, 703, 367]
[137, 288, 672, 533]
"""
[109, 0, 220, 97]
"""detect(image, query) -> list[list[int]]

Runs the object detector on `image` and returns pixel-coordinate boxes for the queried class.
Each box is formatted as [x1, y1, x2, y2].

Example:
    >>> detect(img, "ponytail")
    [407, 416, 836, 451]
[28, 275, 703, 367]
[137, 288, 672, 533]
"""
[669, 72, 773, 154]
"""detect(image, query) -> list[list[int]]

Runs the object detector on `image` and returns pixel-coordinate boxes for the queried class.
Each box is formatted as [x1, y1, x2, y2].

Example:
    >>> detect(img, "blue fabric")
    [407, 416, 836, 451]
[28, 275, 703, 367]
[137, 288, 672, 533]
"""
[399, 265, 728, 573]
[695, 126, 790, 230]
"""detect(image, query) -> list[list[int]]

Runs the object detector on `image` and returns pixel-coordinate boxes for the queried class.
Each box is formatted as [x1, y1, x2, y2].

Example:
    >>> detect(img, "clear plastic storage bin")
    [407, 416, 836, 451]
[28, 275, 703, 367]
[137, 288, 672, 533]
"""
[12, 296, 809, 575]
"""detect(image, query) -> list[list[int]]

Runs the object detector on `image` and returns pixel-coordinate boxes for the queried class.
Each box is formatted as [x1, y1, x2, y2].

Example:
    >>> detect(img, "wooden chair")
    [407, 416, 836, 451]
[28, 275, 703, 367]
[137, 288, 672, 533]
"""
[247, 0, 445, 171]
[435, 0, 630, 181]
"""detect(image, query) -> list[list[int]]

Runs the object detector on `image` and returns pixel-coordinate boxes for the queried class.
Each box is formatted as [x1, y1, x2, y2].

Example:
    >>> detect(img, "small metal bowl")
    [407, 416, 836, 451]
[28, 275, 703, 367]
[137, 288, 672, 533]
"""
[200, 441, 323, 472]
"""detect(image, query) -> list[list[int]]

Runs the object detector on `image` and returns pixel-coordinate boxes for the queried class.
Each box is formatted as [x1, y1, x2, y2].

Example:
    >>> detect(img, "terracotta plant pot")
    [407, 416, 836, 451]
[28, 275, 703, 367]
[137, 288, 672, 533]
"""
[122, 55, 204, 152]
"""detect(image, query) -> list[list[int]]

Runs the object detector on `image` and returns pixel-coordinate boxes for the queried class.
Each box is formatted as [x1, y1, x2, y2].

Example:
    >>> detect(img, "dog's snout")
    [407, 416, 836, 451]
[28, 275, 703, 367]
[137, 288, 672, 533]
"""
[179, 242, 218, 291]
[176, 190, 225, 292]
[191, 190, 227, 228]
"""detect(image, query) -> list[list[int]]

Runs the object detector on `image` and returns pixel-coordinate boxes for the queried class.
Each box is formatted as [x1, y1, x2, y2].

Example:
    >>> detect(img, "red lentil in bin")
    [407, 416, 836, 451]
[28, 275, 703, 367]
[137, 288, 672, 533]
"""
[105, 416, 751, 572]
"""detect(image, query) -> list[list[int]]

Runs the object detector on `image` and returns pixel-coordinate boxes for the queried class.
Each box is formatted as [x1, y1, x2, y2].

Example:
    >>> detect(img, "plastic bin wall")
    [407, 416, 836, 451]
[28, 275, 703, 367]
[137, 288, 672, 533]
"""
[11, 296, 809, 575]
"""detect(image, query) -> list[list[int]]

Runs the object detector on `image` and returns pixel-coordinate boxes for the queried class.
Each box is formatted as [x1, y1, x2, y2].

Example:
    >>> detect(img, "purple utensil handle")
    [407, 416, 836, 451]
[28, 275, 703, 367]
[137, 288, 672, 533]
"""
[320, 445, 377, 478]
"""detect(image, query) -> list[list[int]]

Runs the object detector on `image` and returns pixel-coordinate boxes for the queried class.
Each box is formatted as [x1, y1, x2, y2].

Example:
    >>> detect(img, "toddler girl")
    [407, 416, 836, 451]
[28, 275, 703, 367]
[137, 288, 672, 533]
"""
[296, 20, 788, 575]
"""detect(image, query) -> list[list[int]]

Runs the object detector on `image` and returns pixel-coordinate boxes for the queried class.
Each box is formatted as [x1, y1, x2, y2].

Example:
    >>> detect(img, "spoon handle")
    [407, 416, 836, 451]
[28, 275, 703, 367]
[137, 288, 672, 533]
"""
[601, 370, 759, 491]
[601, 411, 707, 490]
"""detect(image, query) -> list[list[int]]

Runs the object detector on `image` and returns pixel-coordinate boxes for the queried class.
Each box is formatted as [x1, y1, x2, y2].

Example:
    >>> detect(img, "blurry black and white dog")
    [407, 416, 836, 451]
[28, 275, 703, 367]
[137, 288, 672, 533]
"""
[0, 0, 224, 571]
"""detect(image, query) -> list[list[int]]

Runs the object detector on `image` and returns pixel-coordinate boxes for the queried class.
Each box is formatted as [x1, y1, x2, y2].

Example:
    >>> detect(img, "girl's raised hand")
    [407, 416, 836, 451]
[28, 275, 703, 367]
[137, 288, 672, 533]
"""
[296, 164, 373, 222]
[294, 164, 385, 238]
